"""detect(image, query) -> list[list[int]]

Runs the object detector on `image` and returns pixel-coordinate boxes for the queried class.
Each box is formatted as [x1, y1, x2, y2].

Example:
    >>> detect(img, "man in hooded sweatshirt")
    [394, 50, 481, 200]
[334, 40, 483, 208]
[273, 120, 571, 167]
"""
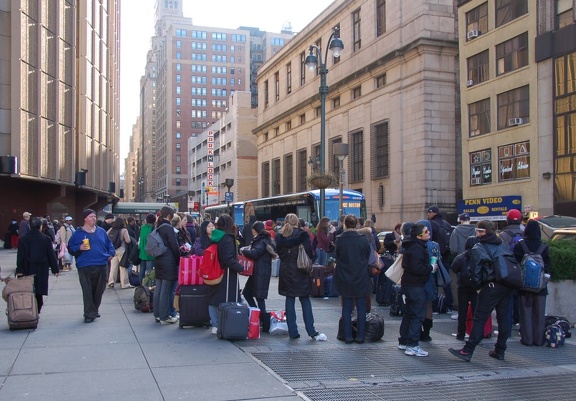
[450, 213, 476, 259]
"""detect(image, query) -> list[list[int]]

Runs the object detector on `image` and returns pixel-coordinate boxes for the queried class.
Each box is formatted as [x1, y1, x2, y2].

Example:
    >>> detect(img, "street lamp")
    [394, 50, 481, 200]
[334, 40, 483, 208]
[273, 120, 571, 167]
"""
[333, 143, 349, 218]
[163, 194, 171, 205]
[305, 27, 344, 219]
[224, 178, 234, 216]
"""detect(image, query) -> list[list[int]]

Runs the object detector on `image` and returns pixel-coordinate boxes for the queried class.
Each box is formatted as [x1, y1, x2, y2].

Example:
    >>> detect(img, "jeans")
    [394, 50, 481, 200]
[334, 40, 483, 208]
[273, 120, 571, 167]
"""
[456, 287, 478, 338]
[342, 297, 366, 341]
[78, 265, 108, 319]
[285, 296, 318, 338]
[464, 282, 514, 355]
[153, 278, 177, 321]
[139, 260, 154, 285]
[316, 249, 327, 266]
[399, 286, 426, 347]
[209, 304, 219, 328]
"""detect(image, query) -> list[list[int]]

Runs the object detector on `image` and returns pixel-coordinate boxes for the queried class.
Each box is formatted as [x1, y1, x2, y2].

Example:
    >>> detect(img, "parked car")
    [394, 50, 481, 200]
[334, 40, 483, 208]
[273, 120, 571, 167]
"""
[550, 228, 576, 242]
[535, 215, 576, 241]
[377, 231, 392, 254]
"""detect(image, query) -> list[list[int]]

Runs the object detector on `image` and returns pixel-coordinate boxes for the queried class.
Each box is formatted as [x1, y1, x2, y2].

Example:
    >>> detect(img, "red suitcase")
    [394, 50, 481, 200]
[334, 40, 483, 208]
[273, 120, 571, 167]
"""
[178, 255, 204, 285]
[466, 302, 492, 338]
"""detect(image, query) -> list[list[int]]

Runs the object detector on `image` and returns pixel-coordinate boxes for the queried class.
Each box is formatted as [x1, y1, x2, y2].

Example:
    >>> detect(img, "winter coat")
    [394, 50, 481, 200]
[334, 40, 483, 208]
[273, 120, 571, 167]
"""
[276, 228, 313, 297]
[241, 232, 274, 299]
[451, 250, 475, 289]
[334, 230, 372, 298]
[400, 238, 432, 287]
[138, 223, 154, 261]
[449, 224, 476, 256]
[513, 220, 551, 296]
[16, 231, 59, 295]
[208, 231, 244, 306]
[316, 228, 333, 251]
[153, 221, 180, 281]
[470, 232, 507, 289]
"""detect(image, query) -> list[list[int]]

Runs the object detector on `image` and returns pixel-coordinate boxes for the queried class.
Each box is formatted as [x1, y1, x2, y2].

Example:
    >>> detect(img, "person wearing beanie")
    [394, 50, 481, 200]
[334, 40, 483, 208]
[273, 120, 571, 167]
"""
[67, 209, 116, 323]
[101, 213, 115, 232]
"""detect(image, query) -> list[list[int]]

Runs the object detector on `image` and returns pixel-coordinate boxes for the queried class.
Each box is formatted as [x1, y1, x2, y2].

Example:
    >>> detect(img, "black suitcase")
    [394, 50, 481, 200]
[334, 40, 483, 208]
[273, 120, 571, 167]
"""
[310, 264, 325, 297]
[337, 312, 385, 342]
[389, 285, 405, 317]
[179, 285, 210, 328]
[217, 302, 250, 340]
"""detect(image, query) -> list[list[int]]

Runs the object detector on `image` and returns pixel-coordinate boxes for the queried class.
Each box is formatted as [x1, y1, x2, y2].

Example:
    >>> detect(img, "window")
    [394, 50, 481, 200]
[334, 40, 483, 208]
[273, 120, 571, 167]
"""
[376, 74, 386, 88]
[262, 161, 270, 197]
[465, 2, 488, 39]
[272, 159, 281, 195]
[286, 121, 292, 131]
[284, 154, 293, 194]
[286, 62, 292, 94]
[275, 71, 280, 101]
[498, 141, 530, 181]
[176, 74, 181, 82]
[470, 149, 493, 186]
[264, 79, 269, 108]
[176, 86, 181, 94]
[297, 149, 307, 192]
[352, 86, 362, 99]
[176, 155, 181, 163]
[332, 96, 340, 109]
[176, 51, 181, 60]
[176, 178, 181, 186]
[495, 0, 527, 28]
[372, 121, 389, 178]
[176, 63, 181, 71]
[176, 143, 181, 151]
[176, 97, 181, 106]
[349, 131, 364, 182]
[352, 9, 362, 51]
[556, 0, 573, 29]
[467, 50, 489, 85]
[176, 166, 181, 174]
[330, 137, 342, 177]
[497, 85, 529, 129]
[176, 40, 181, 48]
[496, 33, 528, 76]
[300, 113, 306, 125]
[176, 132, 181, 139]
[376, 0, 386, 37]
[469, 98, 491, 137]
[315, 106, 321, 118]
[300, 52, 306, 86]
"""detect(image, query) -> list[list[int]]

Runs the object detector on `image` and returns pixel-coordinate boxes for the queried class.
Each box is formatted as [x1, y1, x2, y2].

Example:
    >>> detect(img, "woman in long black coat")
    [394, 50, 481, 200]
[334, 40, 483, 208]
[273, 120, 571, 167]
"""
[240, 221, 275, 330]
[276, 213, 326, 341]
[334, 215, 372, 343]
[16, 217, 59, 312]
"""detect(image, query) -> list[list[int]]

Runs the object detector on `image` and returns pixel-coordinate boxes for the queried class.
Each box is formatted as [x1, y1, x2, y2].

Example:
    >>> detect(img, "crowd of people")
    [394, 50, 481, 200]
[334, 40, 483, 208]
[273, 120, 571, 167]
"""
[7, 205, 553, 356]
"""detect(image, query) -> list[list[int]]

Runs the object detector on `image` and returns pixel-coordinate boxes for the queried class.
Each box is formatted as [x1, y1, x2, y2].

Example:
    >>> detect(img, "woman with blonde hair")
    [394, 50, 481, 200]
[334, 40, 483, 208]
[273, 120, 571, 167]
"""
[276, 213, 326, 341]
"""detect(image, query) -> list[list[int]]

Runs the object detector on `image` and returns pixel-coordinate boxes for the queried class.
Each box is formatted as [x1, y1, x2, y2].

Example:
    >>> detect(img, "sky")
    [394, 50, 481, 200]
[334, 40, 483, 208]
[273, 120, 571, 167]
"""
[119, 0, 335, 173]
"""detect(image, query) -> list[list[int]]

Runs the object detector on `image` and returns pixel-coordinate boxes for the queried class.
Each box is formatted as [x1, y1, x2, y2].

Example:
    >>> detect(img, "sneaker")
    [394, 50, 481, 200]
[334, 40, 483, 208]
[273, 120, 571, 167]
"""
[448, 347, 472, 362]
[160, 316, 178, 325]
[313, 333, 327, 341]
[450, 313, 459, 320]
[405, 346, 428, 357]
[172, 313, 180, 320]
[155, 317, 160, 323]
[211, 327, 218, 334]
[397, 344, 407, 350]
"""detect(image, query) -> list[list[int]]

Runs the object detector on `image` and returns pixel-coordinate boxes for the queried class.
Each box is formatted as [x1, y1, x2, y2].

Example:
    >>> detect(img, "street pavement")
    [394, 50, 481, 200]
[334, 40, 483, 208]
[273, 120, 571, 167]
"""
[0, 248, 575, 401]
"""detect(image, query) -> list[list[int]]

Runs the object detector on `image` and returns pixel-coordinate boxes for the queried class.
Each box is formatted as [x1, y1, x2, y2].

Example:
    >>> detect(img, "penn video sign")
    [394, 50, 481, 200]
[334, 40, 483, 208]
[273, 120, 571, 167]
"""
[457, 196, 522, 221]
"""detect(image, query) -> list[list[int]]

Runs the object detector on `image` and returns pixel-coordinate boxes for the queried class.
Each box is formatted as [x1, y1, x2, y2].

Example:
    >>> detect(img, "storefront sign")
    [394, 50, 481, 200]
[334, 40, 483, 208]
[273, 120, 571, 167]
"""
[457, 196, 522, 221]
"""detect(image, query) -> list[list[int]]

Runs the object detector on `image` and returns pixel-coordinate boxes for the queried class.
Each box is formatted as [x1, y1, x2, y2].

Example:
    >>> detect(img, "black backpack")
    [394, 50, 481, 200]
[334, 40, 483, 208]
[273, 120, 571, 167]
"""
[435, 220, 453, 255]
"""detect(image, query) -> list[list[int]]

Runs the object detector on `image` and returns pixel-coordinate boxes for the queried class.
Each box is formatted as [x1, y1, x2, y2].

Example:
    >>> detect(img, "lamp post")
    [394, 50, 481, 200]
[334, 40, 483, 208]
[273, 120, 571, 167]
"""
[224, 178, 234, 216]
[163, 194, 171, 205]
[333, 143, 349, 218]
[305, 27, 344, 219]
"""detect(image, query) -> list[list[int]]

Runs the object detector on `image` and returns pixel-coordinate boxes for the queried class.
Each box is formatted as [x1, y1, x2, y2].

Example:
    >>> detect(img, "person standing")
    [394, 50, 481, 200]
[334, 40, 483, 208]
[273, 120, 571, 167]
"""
[138, 213, 156, 285]
[100, 213, 115, 232]
[68, 209, 115, 323]
[193, 220, 215, 256]
[450, 237, 478, 341]
[315, 217, 334, 266]
[152, 206, 180, 325]
[106, 217, 132, 289]
[334, 215, 372, 344]
[19, 212, 31, 238]
[384, 224, 402, 255]
[276, 213, 327, 341]
[449, 220, 515, 361]
[449, 213, 476, 258]
[398, 223, 436, 357]
[265, 220, 276, 239]
[427, 205, 454, 312]
[513, 220, 551, 346]
[58, 216, 76, 271]
[16, 217, 59, 313]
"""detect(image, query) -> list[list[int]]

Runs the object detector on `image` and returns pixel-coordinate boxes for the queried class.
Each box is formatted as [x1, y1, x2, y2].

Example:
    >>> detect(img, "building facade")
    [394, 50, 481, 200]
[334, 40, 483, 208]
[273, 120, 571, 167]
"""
[253, 0, 460, 228]
[0, 1, 121, 228]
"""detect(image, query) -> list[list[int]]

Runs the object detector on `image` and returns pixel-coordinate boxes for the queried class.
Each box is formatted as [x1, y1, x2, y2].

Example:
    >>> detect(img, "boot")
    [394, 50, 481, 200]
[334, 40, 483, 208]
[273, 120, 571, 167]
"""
[420, 318, 433, 342]
[260, 312, 270, 333]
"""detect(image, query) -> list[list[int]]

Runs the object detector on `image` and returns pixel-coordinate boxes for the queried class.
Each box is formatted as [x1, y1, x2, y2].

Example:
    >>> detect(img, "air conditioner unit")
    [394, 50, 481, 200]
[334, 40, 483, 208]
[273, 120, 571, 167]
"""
[466, 80, 474, 87]
[471, 178, 482, 185]
[508, 117, 524, 126]
[467, 30, 480, 40]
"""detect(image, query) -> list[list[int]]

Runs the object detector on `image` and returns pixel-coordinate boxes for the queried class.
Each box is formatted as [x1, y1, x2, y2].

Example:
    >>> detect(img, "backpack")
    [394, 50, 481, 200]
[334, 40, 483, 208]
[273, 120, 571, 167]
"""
[133, 286, 153, 313]
[436, 220, 453, 255]
[519, 241, 547, 292]
[544, 324, 565, 348]
[198, 243, 224, 285]
[545, 315, 572, 338]
[502, 229, 522, 252]
[482, 243, 523, 288]
[108, 228, 124, 250]
[145, 228, 167, 257]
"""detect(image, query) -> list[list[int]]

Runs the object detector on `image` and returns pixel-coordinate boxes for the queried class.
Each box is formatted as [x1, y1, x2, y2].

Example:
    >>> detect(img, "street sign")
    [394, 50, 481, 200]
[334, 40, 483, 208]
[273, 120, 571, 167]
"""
[225, 192, 234, 202]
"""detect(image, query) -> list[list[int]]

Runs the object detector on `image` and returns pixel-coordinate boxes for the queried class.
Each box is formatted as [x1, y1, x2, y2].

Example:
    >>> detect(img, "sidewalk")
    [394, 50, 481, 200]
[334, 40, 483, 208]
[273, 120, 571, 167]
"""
[0, 248, 575, 401]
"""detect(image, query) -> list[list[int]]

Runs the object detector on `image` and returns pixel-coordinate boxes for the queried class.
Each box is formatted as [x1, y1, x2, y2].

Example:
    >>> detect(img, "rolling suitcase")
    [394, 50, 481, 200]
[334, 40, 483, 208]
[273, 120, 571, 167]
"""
[178, 285, 210, 328]
[466, 302, 492, 338]
[7, 292, 39, 330]
[389, 285, 405, 317]
[310, 264, 325, 297]
[217, 302, 250, 340]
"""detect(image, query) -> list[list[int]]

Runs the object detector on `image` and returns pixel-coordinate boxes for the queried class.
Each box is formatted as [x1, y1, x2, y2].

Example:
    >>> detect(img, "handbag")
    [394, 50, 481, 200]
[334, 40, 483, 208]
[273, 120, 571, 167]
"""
[237, 254, 254, 276]
[296, 244, 313, 274]
[269, 310, 289, 335]
[178, 255, 204, 285]
[434, 259, 452, 287]
[369, 247, 384, 275]
[384, 254, 403, 285]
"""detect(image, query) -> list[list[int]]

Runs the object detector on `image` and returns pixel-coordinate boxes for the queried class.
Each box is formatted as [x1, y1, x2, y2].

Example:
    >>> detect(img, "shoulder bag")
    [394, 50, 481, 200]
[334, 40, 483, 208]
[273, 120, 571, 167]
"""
[384, 254, 403, 285]
[296, 244, 313, 275]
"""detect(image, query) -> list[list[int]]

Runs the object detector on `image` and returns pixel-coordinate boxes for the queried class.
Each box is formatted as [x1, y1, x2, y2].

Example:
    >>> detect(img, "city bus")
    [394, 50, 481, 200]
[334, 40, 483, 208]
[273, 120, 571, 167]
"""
[204, 202, 244, 228]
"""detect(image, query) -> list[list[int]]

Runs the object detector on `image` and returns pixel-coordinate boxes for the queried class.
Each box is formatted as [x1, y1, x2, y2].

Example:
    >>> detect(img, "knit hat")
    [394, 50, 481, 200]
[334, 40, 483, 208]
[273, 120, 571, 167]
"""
[82, 209, 96, 219]
[427, 206, 439, 214]
[507, 209, 522, 222]
[105, 213, 115, 220]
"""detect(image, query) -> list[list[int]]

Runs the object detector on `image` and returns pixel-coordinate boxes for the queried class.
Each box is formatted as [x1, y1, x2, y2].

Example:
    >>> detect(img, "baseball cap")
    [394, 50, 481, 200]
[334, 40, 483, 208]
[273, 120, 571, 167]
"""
[507, 209, 522, 222]
[427, 206, 439, 214]
[65, 216, 73, 221]
[23, 212, 31, 218]
[459, 213, 470, 221]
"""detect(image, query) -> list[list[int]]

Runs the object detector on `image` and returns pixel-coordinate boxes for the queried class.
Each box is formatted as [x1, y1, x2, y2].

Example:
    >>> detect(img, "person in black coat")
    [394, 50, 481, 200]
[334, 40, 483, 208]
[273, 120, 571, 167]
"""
[16, 217, 59, 313]
[152, 206, 181, 325]
[513, 219, 551, 346]
[335, 215, 372, 344]
[450, 236, 478, 341]
[276, 213, 326, 341]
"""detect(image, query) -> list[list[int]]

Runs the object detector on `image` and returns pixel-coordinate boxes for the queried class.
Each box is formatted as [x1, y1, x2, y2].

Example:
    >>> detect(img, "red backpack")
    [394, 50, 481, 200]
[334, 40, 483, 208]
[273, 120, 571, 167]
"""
[198, 243, 224, 285]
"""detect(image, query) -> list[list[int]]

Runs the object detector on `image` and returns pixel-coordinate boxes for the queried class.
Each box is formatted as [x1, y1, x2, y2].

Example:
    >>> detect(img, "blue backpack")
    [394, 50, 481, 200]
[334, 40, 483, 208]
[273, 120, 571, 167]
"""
[519, 241, 547, 292]
[544, 324, 565, 348]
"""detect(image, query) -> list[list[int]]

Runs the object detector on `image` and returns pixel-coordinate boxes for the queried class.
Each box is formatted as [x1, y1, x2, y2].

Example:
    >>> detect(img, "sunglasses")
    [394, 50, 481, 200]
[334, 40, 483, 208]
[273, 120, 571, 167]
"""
[418, 229, 430, 236]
